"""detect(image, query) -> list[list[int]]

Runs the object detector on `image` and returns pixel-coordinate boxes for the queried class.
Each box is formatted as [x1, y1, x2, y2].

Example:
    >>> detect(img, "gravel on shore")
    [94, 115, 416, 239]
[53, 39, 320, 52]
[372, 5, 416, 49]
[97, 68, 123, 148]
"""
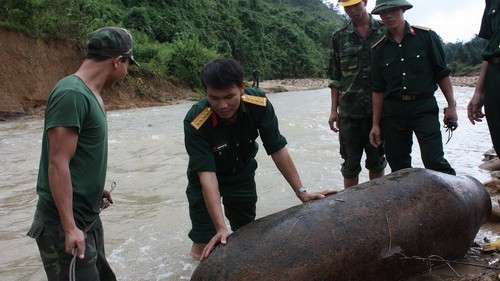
[259, 76, 479, 93]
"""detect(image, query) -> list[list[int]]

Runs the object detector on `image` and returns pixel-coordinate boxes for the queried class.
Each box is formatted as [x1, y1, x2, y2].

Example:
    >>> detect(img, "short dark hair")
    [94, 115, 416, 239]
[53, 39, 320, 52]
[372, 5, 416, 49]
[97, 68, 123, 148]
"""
[200, 58, 244, 89]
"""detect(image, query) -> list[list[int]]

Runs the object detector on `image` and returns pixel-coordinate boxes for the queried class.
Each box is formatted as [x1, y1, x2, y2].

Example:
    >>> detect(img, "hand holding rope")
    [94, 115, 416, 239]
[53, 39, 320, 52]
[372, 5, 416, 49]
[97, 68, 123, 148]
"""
[443, 106, 458, 144]
[69, 182, 116, 281]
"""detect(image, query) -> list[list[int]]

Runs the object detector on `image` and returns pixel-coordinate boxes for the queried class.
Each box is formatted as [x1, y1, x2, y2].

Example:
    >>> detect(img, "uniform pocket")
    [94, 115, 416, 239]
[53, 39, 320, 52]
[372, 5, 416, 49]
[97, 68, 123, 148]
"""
[26, 220, 45, 239]
[380, 57, 398, 82]
[406, 50, 428, 75]
[340, 48, 359, 72]
[213, 141, 235, 174]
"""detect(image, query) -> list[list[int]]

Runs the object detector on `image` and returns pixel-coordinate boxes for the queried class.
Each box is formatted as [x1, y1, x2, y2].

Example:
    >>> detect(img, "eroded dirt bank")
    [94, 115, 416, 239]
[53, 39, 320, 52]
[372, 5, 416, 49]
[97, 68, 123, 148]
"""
[0, 26, 479, 122]
[0, 27, 197, 120]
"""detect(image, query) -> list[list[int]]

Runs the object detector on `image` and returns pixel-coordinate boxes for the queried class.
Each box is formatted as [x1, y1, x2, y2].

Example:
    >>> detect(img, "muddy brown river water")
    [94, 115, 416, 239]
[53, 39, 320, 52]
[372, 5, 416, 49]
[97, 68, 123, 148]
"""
[0, 87, 497, 280]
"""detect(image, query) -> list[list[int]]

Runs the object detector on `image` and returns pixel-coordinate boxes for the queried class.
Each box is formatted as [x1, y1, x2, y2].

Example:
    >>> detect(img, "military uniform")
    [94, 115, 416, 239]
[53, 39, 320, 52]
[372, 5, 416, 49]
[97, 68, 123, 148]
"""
[328, 15, 387, 178]
[479, 0, 500, 153]
[184, 88, 287, 243]
[371, 22, 455, 175]
[252, 69, 260, 88]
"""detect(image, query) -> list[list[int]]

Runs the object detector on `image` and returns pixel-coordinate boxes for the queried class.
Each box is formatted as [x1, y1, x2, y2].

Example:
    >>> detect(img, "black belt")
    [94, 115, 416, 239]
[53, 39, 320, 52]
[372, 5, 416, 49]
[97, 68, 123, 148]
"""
[388, 94, 433, 101]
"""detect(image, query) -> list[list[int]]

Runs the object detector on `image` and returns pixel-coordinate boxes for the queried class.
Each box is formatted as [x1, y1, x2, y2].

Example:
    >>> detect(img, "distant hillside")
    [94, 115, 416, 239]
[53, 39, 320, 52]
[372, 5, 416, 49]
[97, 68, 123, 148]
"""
[0, 0, 345, 83]
[0, 0, 347, 117]
[0, 0, 483, 117]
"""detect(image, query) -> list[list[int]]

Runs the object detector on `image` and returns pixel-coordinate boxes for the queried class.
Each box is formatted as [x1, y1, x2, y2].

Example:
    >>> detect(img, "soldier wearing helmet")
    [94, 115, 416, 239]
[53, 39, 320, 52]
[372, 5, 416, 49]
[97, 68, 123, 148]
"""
[368, 0, 457, 175]
[327, 0, 387, 188]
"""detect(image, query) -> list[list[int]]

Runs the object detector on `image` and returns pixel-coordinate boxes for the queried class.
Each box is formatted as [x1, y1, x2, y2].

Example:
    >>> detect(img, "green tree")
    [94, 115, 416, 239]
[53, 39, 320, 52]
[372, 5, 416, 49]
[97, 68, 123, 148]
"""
[0, 0, 34, 29]
[0, 0, 354, 86]
[167, 37, 219, 87]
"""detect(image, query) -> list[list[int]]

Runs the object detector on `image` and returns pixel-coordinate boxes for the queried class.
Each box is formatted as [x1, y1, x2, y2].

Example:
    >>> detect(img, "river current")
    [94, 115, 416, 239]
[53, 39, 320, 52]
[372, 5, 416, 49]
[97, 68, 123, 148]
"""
[0, 86, 495, 280]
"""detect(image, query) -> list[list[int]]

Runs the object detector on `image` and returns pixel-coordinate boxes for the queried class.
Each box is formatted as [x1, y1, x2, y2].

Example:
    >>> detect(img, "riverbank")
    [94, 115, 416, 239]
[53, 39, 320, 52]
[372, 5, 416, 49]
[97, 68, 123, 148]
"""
[258, 78, 329, 93]
[0, 76, 479, 122]
[259, 76, 479, 93]
[0, 27, 481, 123]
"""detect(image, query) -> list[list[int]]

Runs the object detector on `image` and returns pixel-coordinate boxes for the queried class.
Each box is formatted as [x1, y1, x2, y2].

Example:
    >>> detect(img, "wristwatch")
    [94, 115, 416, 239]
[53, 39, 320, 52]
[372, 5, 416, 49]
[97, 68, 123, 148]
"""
[296, 187, 307, 197]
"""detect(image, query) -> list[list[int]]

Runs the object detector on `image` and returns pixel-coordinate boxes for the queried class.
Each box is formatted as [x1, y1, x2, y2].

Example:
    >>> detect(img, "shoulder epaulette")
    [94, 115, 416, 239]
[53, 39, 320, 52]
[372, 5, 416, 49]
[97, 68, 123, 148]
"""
[333, 21, 352, 37]
[333, 24, 348, 36]
[190, 107, 212, 130]
[372, 35, 387, 49]
[412, 25, 431, 31]
[242, 94, 267, 107]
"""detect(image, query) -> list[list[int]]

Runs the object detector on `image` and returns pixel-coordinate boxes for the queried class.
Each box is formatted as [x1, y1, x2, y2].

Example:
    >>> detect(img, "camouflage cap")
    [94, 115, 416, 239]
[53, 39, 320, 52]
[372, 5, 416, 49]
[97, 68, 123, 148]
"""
[86, 26, 139, 66]
[371, 0, 413, 15]
[338, 0, 363, 7]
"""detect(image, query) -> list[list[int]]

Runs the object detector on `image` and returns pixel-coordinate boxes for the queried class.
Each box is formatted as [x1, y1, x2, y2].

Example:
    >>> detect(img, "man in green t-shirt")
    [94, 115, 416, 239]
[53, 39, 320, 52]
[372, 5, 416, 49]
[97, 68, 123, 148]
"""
[328, 0, 387, 188]
[368, 0, 457, 175]
[184, 58, 336, 261]
[27, 26, 138, 281]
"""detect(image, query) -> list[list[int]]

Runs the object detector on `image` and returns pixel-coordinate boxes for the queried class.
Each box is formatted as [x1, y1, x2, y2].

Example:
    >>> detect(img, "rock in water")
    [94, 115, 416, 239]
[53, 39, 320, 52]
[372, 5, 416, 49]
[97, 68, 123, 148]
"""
[191, 168, 491, 281]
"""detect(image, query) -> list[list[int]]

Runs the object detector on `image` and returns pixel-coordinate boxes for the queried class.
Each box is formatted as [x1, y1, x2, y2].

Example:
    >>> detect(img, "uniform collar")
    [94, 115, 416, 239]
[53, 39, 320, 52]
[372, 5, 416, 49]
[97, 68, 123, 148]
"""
[346, 14, 381, 34]
[386, 21, 415, 42]
[406, 22, 416, 36]
[211, 99, 247, 128]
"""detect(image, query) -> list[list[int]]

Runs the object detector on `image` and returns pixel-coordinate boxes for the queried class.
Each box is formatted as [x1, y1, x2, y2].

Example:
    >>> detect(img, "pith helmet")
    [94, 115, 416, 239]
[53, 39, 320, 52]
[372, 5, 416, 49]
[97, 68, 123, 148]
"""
[371, 0, 413, 15]
[338, 0, 362, 7]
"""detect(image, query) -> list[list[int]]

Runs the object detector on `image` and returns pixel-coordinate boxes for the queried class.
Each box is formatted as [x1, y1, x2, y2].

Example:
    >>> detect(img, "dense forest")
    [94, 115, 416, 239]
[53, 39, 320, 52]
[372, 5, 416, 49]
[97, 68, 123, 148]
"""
[443, 37, 486, 76]
[0, 0, 485, 89]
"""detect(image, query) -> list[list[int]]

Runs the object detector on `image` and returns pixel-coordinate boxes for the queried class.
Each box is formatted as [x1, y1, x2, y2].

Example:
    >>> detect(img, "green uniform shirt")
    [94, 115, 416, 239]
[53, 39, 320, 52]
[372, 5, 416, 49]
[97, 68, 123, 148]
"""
[371, 22, 451, 98]
[184, 88, 287, 187]
[328, 15, 385, 118]
[36, 75, 108, 230]
[479, 0, 500, 59]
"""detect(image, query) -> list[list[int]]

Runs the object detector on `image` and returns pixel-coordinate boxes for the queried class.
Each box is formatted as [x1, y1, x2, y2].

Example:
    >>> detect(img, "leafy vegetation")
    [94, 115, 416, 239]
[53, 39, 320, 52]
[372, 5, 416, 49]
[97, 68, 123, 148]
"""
[443, 36, 487, 76]
[0, 0, 344, 88]
[0, 0, 485, 90]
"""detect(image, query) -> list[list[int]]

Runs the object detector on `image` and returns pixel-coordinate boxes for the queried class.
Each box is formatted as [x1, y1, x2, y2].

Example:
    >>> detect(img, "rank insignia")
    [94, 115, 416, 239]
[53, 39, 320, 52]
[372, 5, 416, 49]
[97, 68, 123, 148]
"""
[190, 107, 212, 130]
[242, 94, 267, 107]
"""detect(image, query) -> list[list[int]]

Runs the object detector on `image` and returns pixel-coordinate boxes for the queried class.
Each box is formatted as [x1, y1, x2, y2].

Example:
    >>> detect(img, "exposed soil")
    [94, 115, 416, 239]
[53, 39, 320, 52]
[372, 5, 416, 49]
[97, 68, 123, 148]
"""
[0, 27, 198, 121]
[0, 27, 480, 122]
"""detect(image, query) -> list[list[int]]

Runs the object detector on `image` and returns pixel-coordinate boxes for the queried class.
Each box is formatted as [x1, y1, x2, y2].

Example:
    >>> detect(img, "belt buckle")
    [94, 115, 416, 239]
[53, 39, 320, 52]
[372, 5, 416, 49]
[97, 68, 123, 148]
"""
[401, 94, 414, 101]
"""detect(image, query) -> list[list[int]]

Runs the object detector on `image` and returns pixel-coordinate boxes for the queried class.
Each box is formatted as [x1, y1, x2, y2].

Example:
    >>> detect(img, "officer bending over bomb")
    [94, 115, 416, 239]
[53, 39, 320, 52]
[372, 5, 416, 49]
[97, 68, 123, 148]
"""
[183, 58, 337, 261]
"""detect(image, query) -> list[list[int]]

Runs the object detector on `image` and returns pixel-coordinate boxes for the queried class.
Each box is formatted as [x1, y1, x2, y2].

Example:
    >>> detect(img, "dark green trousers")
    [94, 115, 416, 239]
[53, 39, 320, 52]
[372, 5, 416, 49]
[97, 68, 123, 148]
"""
[484, 62, 500, 154]
[186, 159, 258, 244]
[382, 96, 455, 175]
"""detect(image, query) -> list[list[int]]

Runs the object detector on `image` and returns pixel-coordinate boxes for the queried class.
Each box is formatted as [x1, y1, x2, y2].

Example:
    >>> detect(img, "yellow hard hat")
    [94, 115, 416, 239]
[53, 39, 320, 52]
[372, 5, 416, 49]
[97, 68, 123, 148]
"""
[338, 0, 363, 7]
